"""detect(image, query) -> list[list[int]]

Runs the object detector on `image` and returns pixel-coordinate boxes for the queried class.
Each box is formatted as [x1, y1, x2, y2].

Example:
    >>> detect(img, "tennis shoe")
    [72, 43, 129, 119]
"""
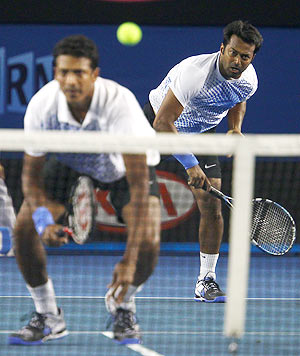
[108, 308, 141, 344]
[194, 276, 226, 303]
[8, 308, 68, 345]
[105, 288, 136, 315]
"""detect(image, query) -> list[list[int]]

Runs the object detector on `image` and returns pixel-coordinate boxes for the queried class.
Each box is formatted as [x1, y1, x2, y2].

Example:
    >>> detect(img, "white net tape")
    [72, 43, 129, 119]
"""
[0, 130, 300, 156]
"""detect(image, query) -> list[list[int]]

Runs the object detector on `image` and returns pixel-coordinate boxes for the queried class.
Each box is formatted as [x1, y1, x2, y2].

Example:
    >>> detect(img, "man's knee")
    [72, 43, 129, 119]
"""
[198, 198, 223, 220]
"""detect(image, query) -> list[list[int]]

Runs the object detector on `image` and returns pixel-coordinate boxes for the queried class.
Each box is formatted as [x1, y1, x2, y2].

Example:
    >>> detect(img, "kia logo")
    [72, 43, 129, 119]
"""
[95, 170, 196, 233]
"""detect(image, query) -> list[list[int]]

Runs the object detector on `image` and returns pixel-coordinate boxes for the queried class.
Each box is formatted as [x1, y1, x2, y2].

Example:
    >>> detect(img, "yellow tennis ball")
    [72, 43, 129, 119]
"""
[117, 22, 143, 46]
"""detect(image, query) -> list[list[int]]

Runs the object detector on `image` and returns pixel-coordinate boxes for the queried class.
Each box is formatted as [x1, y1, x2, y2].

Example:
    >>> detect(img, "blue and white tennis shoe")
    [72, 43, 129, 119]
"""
[8, 308, 68, 345]
[194, 276, 226, 303]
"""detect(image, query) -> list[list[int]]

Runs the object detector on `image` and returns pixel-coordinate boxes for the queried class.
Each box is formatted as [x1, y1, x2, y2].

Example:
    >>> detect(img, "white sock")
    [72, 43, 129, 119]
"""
[199, 252, 219, 280]
[105, 284, 143, 315]
[27, 279, 58, 315]
[122, 284, 139, 302]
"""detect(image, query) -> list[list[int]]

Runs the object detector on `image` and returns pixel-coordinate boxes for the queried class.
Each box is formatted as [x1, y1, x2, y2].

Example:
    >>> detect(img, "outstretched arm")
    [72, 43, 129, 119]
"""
[22, 154, 49, 210]
[153, 88, 184, 133]
[108, 153, 150, 302]
[153, 89, 210, 190]
[227, 101, 246, 136]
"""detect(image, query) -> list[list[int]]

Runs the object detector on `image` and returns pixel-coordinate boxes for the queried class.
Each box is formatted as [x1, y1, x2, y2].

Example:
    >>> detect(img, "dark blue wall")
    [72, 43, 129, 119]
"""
[0, 25, 299, 133]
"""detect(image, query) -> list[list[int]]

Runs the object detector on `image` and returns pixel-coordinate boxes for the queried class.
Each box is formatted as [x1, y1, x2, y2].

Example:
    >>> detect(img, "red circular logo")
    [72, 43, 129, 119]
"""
[95, 170, 196, 233]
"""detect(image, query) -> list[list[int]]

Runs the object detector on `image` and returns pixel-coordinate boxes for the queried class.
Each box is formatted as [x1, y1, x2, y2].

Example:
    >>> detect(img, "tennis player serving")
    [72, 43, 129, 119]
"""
[9, 35, 161, 346]
[144, 20, 263, 303]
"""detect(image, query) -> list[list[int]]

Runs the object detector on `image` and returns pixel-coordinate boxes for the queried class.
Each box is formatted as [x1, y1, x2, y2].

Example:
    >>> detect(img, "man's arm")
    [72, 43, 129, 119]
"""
[22, 153, 67, 246]
[122, 153, 149, 262]
[227, 101, 246, 135]
[108, 153, 150, 301]
[153, 89, 210, 190]
[153, 89, 184, 133]
[22, 154, 49, 210]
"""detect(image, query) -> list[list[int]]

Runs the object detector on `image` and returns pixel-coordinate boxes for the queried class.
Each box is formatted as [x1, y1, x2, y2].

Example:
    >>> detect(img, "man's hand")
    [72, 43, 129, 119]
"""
[226, 129, 244, 137]
[226, 129, 244, 157]
[41, 224, 69, 247]
[107, 259, 136, 304]
[186, 165, 211, 190]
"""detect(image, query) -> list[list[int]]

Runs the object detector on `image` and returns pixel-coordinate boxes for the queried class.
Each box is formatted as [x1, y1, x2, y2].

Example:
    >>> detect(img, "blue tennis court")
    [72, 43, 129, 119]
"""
[1, 251, 300, 356]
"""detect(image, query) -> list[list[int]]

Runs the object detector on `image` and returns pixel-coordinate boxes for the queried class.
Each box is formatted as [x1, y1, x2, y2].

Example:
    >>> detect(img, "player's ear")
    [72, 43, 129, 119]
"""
[220, 43, 225, 54]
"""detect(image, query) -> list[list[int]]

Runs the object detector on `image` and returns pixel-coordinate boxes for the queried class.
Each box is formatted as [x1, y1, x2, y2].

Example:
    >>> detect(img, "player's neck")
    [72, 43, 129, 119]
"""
[68, 97, 92, 124]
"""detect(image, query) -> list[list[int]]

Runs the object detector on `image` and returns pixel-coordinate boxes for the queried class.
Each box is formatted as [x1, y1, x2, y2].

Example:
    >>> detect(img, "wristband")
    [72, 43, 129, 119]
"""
[0, 227, 12, 254]
[173, 154, 199, 170]
[32, 207, 55, 236]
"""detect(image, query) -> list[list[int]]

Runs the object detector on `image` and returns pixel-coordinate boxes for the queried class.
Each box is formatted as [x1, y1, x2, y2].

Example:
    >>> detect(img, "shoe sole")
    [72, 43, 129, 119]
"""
[8, 329, 69, 345]
[194, 295, 226, 303]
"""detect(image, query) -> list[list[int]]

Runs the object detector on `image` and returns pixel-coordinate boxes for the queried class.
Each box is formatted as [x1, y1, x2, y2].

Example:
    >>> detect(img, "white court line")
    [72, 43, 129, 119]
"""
[2, 330, 300, 336]
[102, 331, 164, 356]
[1, 295, 300, 301]
[0, 295, 192, 300]
[0, 331, 221, 335]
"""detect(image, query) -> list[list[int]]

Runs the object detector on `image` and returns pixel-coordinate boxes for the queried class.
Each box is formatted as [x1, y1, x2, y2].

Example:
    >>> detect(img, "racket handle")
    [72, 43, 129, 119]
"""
[209, 186, 223, 199]
[202, 182, 221, 198]
[56, 227, 73, 238]
[63, 227, 73, 237]
[202, 181, 208, 191]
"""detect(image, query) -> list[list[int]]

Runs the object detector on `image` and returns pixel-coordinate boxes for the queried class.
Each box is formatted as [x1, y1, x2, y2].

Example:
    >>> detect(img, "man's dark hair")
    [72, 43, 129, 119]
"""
[53, 34, 99, 69]
[223, 20, 263, 54]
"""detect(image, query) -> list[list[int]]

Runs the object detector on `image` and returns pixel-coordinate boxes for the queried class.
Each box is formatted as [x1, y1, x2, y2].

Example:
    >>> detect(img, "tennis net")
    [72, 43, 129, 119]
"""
[0, 130, 299, 356]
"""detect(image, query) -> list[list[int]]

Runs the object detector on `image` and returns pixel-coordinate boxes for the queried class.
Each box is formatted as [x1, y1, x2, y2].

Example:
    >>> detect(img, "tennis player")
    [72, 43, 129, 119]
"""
[9, 35, 161, 345]
[144, 20, 263, 302]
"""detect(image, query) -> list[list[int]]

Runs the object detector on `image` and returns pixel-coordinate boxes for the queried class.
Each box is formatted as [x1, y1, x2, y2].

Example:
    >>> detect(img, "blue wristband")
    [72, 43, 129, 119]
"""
[32, 207, 55, 236]
[173, 154, 199, 170]
[0, 227, 12, 254]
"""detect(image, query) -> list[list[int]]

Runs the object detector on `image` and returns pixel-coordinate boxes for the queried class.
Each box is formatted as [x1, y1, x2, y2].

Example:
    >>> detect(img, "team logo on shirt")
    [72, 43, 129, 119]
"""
[95, 170, 196, 233]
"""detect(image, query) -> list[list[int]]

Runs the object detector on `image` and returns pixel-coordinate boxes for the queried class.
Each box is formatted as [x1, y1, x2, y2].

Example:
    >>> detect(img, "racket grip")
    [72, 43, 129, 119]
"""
[63, 227, 73, 237]
[202, 181, 209, 191]
[208, 186, 224, 199]
[201, 181, 219, 196]
[56, 227, 73, 238]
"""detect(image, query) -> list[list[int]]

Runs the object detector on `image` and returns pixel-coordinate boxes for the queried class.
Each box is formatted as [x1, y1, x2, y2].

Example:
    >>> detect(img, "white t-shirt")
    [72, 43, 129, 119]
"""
[149, 52, 258, 133]
[24, 77, 160, 183]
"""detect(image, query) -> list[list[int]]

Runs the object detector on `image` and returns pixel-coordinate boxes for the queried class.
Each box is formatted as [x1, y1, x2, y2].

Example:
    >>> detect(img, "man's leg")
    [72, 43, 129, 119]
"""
[8, 201, 68, 345]
[191, 178, 226, 303]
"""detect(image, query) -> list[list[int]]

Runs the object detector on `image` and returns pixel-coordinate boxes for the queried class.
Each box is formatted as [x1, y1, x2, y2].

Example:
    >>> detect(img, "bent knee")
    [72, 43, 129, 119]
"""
[199, 202, 223, 219]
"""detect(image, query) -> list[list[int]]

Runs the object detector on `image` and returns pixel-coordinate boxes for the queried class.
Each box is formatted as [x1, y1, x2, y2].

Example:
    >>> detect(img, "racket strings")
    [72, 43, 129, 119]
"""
[251, 200, 295, 255]
[71, 177, 95, 244]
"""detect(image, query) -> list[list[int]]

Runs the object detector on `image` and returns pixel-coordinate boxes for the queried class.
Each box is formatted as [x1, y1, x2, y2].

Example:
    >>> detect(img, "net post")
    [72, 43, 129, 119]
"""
[224, 138, 255, 339]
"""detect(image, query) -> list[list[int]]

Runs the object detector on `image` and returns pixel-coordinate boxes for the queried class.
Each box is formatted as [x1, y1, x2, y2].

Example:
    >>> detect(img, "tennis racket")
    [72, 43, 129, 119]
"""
[58, 176, 96, 244]
[208, 186, 296, 255]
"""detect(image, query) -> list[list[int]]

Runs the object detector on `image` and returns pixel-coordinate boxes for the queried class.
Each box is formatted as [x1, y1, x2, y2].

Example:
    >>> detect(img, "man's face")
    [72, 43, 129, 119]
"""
[54, 55, 99, 105]
[219, 35, 256, 80]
